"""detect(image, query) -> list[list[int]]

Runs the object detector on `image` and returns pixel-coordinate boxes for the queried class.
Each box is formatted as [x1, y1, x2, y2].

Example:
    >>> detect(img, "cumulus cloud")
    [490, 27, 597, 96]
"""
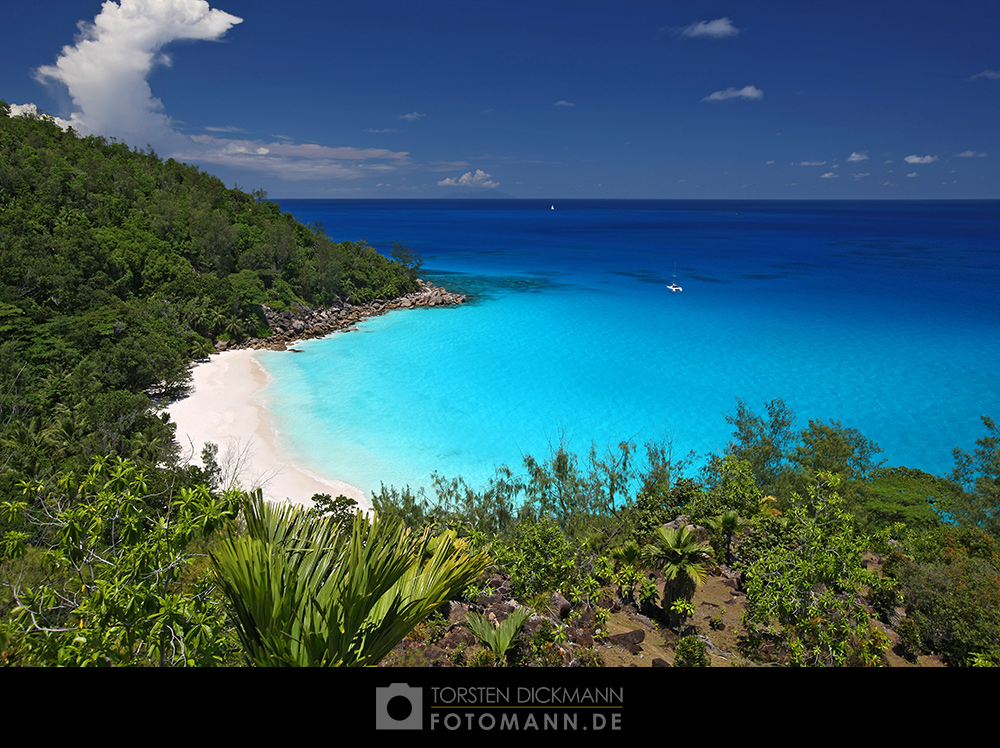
[20, 2, 421, 187]
[904, 154, 938, 164]
[819, 172, 838, 179]
[398, 111, 426, 121]
[33, 0, 242, 151]
[702, 85, 763, 102]
[437, 169, 500, 188]
[906, 172, 919, 178]
[847, 151, 869, 162]
[553, 100, 576, 107]
[682, 18, 740, 39]
[956, 150, 988, 158]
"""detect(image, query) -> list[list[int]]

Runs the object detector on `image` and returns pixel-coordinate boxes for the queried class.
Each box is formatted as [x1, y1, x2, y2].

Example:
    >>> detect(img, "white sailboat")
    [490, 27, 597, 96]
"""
[666, 264, 683, 293]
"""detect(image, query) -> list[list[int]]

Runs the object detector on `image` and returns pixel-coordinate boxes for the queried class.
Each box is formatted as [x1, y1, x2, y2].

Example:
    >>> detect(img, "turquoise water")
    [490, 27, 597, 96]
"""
[258, 200, 1000, 497]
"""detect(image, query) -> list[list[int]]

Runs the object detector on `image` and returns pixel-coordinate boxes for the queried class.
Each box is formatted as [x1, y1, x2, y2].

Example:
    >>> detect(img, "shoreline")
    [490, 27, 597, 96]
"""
[166, 348, 370, 510]
[222, 279, 466, 353]
[165, 281, 468, 512]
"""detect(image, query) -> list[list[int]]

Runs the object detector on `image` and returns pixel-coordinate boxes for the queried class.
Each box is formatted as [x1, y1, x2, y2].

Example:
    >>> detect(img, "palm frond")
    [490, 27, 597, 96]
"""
[466, 607, 531, 665]
[211, 493, 489, 666]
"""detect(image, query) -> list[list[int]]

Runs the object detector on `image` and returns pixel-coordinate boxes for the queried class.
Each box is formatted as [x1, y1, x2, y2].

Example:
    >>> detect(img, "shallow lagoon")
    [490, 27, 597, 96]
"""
[259, 200, 1000, 497]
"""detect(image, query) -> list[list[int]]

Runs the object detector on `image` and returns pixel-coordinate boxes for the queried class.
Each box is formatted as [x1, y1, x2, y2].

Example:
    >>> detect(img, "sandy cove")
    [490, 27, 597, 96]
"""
[166, 282, 468, 510]
[166, 348, 369, 510]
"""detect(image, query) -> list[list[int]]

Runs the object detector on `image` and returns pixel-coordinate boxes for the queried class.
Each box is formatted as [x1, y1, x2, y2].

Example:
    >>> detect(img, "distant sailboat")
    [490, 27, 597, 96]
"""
[666, 264, 683, 293]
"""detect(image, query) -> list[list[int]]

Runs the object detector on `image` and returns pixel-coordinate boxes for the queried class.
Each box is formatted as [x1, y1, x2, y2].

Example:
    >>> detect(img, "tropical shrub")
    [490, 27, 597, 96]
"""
[880, 526, 1000, 665]
[211, 492, 489, 667]
[490, 516, 579, 598]
[740, 473, 890, 667]
[674, 635, 710, 667]
[464, 607, 531, 667]
[895, 617, 922, 661]
[0, 456, 240, 666]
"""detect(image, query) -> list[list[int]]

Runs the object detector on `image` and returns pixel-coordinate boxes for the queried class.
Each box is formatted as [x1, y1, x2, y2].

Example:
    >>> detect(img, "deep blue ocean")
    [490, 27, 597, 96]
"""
[257, 199, 1000, 499]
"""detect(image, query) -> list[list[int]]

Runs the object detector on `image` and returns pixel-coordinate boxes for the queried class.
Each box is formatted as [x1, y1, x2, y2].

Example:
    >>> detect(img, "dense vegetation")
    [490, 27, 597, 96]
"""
[369, 404, 1000, 667]
[0, 104, 430, 665]
[0, 102, 417, 496]
[2, 104, 997, 666]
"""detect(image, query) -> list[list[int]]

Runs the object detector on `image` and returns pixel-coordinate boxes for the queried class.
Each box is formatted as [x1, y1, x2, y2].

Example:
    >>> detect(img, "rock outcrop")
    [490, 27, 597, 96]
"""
[216, 279, 467, 352]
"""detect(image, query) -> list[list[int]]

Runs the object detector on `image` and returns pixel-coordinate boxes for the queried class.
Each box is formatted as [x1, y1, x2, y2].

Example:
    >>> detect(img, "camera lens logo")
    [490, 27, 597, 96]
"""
[375, 683, 423, 730]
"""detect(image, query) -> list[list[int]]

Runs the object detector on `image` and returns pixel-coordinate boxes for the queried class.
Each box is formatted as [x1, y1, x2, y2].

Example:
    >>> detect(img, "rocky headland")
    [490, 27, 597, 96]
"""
[217, 279, 467, 352]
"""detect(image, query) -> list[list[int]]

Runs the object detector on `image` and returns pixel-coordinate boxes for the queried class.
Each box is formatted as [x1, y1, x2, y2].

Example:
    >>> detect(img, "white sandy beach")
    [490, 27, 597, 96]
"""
[166, 348, 369, 510]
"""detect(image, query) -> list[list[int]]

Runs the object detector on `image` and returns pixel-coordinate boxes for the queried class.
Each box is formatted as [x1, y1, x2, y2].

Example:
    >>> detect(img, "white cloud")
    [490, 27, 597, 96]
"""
[682, 18, 740, 39]
[956, 150, 988, 158]
[904, 154, 938, 164]
[8, 102, 74, 130]
[797, 161, 827, 166]
[970, 70, 1000, 80]
[398, 112, 426, 121]
[906, 172, 919, 178]
[437, 169, 500, 188]
[847, 151, 869, 162]
[553, 100, 576, 107]
[24, 1, 428, 188]
[204, 125, 245, 133]
[8, 103, 37, 117]
[365, 128, 398, 134]
[179, 135, 411, 181]
[852, 172, 871, 180]
[819, 172, 838, 179]
[702, 85, 763, 102]
[33, 0, 242, 151]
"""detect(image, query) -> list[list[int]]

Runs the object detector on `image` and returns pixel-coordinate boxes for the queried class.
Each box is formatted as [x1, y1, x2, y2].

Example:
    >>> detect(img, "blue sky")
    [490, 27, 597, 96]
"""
[4, 0, 999, 198]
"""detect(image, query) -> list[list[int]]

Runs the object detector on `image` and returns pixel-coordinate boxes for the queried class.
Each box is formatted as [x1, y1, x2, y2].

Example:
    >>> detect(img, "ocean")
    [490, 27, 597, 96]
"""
[256, 199, 1000, 499]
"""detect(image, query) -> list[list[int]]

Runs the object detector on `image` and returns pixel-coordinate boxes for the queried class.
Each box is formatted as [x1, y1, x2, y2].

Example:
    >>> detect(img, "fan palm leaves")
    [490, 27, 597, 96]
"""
[609, 539, 644, 606]
[1, 416, 48, 476]
[464, 607, 531, 666]
[706, 510, 744, 566]
[641, 526, 713, 611]
[210, 492, 489, 667]
[610, 539, 643, 568]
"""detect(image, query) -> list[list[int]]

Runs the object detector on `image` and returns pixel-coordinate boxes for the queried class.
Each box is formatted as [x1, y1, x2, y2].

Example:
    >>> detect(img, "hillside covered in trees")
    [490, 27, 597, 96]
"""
[1, 103, 997, 668]
[0, 101, 417, 488]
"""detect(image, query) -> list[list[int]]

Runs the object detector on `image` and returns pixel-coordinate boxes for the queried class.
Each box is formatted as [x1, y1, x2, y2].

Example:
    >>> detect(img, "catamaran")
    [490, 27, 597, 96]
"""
[667, 265, 683, 293]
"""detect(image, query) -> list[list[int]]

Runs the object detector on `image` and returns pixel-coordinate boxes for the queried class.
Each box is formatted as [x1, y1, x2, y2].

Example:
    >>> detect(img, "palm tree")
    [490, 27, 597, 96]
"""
[211, 492, 489, 667]
[707, 510, 744, 566]
[641, 526, 713, 616]
[609, 539, 644, 607]
[465, 608, 531, 666]
[2, 415, 48, 477]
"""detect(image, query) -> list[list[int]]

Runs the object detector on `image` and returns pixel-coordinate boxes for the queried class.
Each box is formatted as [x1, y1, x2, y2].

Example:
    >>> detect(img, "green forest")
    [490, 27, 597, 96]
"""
[1, 103, 998, 667]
